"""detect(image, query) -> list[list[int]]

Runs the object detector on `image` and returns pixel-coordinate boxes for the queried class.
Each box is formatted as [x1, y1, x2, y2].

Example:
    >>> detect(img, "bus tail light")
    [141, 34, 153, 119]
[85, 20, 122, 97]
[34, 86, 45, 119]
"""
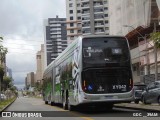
[82, 80, 87, 91]
[129, 79, 133, 88]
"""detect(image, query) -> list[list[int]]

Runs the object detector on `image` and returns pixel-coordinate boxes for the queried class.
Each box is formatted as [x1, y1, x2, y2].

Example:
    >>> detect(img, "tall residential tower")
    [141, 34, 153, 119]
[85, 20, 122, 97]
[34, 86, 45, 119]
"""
[66, 0, 109, 43]
[44, 16, 67, 66]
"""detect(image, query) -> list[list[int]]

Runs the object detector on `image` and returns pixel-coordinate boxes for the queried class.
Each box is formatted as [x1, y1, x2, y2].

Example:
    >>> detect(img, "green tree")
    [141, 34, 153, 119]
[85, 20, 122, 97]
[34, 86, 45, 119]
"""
[0, 37, 3, 41]
[0, 36, 4, 101]
[34, 82, 42, 91]
[150, 32, 160, 48]
[2, 76, 12, 91]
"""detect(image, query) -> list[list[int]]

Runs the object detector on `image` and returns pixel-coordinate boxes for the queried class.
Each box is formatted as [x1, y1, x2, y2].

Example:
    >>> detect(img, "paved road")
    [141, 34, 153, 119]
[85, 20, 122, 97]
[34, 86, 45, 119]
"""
[0, 97, 159, 120]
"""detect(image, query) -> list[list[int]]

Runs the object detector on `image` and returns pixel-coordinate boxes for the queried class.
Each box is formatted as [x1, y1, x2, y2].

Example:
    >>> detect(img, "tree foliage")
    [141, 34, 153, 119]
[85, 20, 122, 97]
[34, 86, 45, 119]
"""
[34, 82, 42, 92]
[2, 76, 12, 90]
[0, 37, 3, 41]
[150, 32, 160, 48]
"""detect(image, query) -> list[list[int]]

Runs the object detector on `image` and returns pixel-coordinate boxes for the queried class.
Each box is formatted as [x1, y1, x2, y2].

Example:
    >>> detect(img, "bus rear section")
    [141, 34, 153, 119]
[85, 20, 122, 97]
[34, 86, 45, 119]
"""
[80, 36, 134, 106]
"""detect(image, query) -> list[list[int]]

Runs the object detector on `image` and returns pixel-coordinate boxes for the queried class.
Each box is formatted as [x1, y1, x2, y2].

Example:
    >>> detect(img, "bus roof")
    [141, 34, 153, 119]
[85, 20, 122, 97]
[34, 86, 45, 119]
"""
[81, 35, 127, 39]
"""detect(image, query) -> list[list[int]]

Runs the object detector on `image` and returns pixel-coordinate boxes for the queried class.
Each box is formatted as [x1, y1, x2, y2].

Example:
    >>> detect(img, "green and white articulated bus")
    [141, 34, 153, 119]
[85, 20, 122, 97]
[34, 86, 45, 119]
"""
[43, 35, 134, 111]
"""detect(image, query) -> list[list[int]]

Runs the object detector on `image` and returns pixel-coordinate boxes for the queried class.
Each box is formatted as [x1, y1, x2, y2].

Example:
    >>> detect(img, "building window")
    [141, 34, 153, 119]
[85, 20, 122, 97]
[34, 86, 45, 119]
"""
[70, 23, 74, 27]
[70, 36, 74, 40]
[70, 16, 73, 20]
[69, 3, 73, 7]
[70, 29, 74, 33]
[77, 10, 81, 13]
[77, 3, 80, 7]
[70, 10, 73, 14]
[77, 16, 81, 20]
[78, 30, 81, 33]
[105, 14, 108, 17]
[104, 0, 107, 4]
[105, 20, 108, 24]
[105, 27, 109, 30]
[104, 7, 108, 10]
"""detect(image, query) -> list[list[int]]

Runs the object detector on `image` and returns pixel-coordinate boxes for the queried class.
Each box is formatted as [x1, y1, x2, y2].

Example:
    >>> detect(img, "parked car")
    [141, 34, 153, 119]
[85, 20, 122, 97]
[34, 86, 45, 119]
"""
[141, 81, 160, 104]
[0, 94, 7, 100]
[134, 84, 146, 104]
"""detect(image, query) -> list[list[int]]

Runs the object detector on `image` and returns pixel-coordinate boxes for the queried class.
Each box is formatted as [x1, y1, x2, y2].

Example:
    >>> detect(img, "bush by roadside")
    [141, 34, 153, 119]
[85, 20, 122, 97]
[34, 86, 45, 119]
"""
[0, 97, 16, 112]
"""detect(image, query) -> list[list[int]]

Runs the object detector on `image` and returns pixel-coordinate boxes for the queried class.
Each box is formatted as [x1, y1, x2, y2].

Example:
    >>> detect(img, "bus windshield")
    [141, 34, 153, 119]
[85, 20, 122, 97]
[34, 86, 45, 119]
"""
[82, 37, 130, 68]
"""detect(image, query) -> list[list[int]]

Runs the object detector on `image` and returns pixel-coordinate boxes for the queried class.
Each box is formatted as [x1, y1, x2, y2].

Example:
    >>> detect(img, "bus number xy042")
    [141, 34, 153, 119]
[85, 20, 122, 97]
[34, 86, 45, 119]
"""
[112, 85, 126, 89]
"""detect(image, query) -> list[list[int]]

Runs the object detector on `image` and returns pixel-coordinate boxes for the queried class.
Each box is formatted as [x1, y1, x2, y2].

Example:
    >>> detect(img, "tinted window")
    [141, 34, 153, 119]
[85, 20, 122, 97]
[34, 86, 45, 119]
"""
[148, 82, 155, 89]
[82, 37, 130, 68]
[155, 82, 160, 88]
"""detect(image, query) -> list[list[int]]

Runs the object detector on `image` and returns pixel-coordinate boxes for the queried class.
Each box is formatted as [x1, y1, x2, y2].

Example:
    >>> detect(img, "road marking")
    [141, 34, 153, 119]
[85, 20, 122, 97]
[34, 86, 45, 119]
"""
[46, 104, 94, 120]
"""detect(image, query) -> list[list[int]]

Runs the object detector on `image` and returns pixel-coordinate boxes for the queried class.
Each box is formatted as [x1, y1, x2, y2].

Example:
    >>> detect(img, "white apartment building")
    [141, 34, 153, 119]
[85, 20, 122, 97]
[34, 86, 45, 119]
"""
[66, 0, 109, 43]
[66, 0, 82, 42]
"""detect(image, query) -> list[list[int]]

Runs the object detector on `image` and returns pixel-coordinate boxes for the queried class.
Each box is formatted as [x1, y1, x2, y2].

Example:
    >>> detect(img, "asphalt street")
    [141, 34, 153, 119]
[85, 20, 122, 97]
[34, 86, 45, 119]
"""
[0, 97, 159, 120]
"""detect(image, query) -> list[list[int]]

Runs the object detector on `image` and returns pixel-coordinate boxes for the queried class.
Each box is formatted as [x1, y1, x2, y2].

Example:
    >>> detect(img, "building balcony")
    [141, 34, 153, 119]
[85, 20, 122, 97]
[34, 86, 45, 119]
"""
[66, 20, 81, 23]
[81, 4, 90, 8]
[50, 28, 61, 31]
[67, 33, 80, 37]
[94, 3, 103, 7]
[81, 0, 89, 3]
[67, 26, 81, 30]
[94, 8, 104, 14]
[82, 10, 90, 15]
[94, 16, 104, 21]
[82, 26, 90, 29]
[82, 16, 90, 21]
[95, 29, 105, 33]
[50, 32, 61, 35]
[95, 23, 104, 27]
[50, 24, 61, 27]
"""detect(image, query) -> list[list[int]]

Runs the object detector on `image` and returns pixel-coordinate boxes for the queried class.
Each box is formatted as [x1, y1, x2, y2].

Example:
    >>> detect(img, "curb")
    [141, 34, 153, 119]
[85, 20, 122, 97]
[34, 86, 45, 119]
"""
[114, 105, 160, 112]
[0, 97, 17, 113]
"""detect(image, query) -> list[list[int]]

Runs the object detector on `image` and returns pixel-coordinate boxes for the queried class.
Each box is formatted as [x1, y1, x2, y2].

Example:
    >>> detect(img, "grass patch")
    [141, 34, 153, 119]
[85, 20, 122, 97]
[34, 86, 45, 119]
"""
[0, 97, 16, 111]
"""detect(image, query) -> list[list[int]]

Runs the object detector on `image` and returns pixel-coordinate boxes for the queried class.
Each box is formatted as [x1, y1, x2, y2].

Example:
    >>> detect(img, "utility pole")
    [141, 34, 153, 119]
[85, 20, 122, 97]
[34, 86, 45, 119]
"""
[154, 23, 158, 81]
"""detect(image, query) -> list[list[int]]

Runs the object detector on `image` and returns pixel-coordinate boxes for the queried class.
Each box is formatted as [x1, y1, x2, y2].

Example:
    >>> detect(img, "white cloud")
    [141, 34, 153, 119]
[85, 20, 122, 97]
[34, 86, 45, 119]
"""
[0, 0, 66, 88]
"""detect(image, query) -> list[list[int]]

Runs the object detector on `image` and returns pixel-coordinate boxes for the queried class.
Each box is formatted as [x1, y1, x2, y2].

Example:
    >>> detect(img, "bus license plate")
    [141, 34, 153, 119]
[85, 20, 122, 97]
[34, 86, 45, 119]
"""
[112, 85, 126, 90]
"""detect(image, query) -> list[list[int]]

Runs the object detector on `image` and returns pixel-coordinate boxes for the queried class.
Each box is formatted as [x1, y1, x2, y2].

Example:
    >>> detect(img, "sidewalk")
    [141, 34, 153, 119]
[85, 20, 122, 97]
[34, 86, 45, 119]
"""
[114, 102, 160, 112]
